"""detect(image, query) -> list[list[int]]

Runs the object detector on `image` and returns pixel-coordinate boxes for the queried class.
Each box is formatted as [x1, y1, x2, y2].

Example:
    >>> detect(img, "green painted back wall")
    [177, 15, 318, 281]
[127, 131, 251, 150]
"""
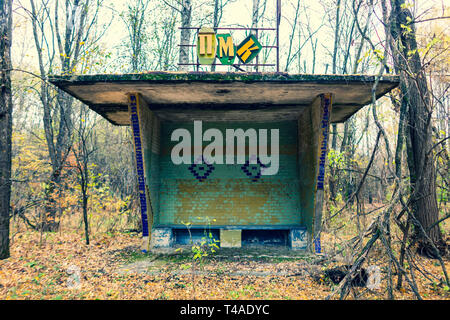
[156, 121, 302, 227]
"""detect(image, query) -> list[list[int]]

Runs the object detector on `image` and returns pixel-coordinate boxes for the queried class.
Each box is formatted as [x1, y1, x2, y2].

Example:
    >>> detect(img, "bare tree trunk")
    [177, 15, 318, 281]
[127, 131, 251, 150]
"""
[248, 0, 260, 72]
[178, 0, 192, 71]
[81, 170, 89, 245]
[29, 0, 99, 231]
[329, 0, 342, 201]
[124, 0, 150, 72]
[73, 105, 95, 245]
[211, 0, 220, 72]
[284, 0, 301, 72]
[0, 0, 12, 259]
[389, 0, 444, 255]
[331, 0, 341, 75]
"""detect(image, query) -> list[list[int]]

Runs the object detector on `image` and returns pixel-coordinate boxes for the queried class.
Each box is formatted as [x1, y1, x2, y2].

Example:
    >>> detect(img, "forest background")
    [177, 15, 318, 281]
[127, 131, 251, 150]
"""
[0, 0, 448, 300]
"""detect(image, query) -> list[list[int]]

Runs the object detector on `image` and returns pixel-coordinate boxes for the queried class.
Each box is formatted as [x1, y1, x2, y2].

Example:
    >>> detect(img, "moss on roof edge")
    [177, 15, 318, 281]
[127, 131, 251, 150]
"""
[48, 71, 400, 84]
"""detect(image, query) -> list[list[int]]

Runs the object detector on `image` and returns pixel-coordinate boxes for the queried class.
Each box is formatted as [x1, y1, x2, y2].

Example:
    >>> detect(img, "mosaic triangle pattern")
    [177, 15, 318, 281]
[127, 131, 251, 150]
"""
[188, 156, 215, 182]
[241, 156, 268, 182]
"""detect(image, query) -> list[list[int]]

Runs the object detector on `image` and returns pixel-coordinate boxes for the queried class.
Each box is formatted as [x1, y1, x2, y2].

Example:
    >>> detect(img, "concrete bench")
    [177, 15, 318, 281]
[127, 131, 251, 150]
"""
[150, 225, 308, 250]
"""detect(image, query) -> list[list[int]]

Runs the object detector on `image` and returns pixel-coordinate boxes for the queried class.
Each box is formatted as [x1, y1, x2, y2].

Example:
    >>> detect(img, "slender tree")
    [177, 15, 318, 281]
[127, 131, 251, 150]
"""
[178, 0, 192, 70]
[0, 0, 13, 259]
[328, 0, 342, 201]
[122, 0, 151, 72]
[389, 0, 444, 255]
[27, 0, 104, 231]
[72, 105, 97, 245]
[210, 0, 220, 72]
[161, 0, 192, 70]
[210, 0, 234, 71]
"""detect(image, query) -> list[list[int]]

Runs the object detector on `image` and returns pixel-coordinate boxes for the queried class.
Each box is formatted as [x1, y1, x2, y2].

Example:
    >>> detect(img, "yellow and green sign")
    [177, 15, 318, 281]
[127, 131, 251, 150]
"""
[236, 35, 261, 64]
[197, 28, 262, 65]
[216, 34, 235, 65]
[197, 27, 217, 65]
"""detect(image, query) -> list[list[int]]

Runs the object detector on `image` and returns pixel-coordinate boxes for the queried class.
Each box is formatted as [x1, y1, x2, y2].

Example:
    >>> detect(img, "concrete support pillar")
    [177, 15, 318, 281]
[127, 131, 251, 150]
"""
[150, 228, 174, 248]
[311, 94, 332, 253]
[128, 93, 154, 252]
[298, 94, 333, 253]
[289, 228, 308, 250]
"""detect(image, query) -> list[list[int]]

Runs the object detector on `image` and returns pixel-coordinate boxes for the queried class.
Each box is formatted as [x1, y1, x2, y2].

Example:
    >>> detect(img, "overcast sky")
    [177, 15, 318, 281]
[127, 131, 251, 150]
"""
[11, 0, 448, 75]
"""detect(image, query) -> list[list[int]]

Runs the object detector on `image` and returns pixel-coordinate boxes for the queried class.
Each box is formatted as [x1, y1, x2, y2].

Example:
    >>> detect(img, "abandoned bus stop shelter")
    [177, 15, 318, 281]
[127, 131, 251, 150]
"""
[49, 72, 399, 252]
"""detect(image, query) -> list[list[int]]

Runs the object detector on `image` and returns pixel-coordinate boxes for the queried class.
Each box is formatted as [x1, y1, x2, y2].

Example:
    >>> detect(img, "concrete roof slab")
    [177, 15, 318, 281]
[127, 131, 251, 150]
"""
[49, 71, 399, 125]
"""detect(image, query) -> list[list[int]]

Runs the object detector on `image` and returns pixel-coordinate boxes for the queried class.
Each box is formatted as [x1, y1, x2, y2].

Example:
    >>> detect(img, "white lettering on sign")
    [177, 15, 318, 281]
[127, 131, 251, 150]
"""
[171, 121, 279, 176]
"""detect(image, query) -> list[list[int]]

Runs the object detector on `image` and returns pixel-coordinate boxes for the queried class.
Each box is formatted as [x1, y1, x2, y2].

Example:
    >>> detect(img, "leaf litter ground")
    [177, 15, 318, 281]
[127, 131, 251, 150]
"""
[0, 231, 448, 300]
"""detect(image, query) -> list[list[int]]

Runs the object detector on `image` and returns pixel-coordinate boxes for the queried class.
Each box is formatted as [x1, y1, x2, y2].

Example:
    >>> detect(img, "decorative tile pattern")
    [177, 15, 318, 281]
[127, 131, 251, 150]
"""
[128, 94, 149, 238]
[241, 156, 267, 182]
[317, 95, 331, 190]
[314, 236, 321, 253]
[188, 156, 215, 182]
[159, 121, 301, 227]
